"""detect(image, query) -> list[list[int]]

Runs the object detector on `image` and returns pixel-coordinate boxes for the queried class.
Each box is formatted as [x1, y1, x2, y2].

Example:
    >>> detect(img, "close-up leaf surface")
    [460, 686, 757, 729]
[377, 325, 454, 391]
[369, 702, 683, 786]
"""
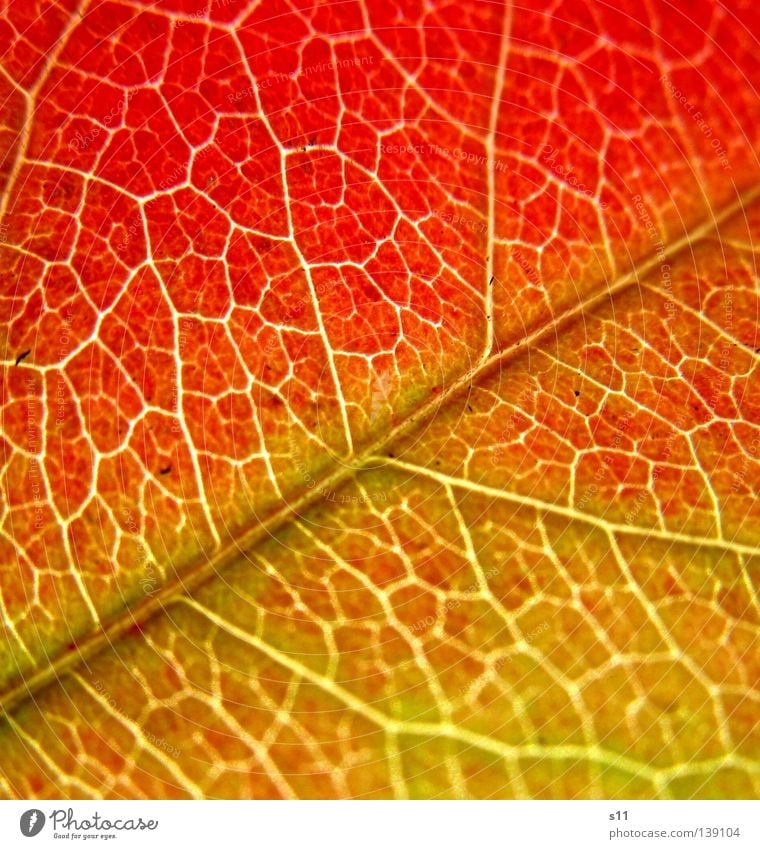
[0, 0, 758, 799]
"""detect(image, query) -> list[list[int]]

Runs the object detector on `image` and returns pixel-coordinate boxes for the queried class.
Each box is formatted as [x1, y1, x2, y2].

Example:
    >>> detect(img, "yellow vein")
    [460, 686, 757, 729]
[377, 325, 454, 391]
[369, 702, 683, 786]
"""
[377, 456, 760, 557]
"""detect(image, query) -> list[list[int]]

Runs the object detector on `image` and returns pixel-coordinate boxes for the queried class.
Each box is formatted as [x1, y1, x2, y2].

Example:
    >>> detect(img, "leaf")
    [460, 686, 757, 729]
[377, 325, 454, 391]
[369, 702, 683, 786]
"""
[0, 0, 759, 799]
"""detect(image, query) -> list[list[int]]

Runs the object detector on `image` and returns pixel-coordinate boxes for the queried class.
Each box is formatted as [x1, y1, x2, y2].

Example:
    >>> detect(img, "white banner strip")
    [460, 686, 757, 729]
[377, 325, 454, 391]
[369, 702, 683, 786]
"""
[1, 800, 757, 849]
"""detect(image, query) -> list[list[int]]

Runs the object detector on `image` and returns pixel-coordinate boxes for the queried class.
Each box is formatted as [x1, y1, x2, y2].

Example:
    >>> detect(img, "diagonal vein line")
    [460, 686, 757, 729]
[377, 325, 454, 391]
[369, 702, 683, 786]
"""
[1, 181, 759, 718]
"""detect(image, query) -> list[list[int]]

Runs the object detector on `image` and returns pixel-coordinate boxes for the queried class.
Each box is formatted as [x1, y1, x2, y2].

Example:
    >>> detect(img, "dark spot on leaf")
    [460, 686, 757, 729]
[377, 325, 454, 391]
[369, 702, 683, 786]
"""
[574, 390, 581, 397]
[15, 349, 31, 366]
[159, 465, 172, 476]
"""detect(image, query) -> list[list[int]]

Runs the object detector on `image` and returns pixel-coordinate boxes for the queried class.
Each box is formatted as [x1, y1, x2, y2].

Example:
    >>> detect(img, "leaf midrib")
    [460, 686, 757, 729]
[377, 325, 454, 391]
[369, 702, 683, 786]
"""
[2, 182, 758, 718]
